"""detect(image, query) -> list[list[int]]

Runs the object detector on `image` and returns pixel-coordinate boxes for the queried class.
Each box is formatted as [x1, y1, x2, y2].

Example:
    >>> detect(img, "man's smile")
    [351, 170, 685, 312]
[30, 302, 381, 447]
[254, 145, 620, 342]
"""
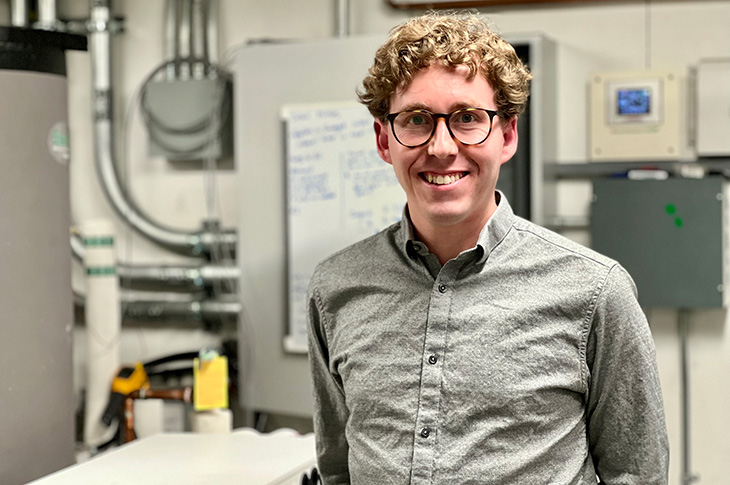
[421, 171, 467, 186]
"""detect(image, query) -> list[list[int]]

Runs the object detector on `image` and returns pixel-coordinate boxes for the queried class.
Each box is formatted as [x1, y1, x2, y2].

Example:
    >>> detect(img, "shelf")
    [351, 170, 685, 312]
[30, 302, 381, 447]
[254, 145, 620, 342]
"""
[547, 158, 730, 179]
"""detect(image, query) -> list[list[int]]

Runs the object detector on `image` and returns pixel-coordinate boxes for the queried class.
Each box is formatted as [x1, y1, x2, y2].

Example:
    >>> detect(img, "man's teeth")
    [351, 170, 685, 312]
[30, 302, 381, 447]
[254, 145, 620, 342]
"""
[426, 173, 463, 185]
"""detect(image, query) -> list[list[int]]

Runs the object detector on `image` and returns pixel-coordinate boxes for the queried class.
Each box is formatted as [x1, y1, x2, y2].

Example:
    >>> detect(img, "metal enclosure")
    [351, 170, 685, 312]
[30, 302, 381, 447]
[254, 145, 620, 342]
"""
[591, 177, 725, 308]
[145, 78, 234, 161]
[0, 27, 83, 484]
[696, 59, 730, 157]
[233, 34, 556, 417]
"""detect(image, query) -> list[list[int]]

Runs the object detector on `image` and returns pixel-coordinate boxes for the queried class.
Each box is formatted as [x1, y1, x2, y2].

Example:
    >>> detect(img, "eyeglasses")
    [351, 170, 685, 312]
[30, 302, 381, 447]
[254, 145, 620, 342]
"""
[385, 108, 506, 148]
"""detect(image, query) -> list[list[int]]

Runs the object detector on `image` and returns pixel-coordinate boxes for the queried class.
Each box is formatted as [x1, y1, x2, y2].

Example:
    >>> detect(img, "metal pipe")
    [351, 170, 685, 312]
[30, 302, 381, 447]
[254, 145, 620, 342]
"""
[125, 387, 193, 442]
[74, 291, 240, 326]
[117, 263, 239, 292]
[206, 0, 218, 65]
[191, 0, 207, 78]
[164, 0, 177, 79]
[122, 298, 241, 325]
[179, 0, 192, 79]
[36, 0, 60, 30]
[72, 233, 238, 291]
[679, 309, 698, 485]
[199, 0, 210, 64]
[336, 0, 350, 38]
[88, 0, 236, 258]
[10, 0, 28, 27]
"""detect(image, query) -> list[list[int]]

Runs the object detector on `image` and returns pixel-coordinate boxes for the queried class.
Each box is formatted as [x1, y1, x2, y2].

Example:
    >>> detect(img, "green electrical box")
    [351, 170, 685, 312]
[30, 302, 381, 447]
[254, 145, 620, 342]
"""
[591, 176, 725, 308]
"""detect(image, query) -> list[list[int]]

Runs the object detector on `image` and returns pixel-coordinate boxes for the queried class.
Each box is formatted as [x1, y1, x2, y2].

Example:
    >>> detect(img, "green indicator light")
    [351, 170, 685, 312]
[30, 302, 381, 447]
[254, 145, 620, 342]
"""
[665, 204, 676, 215]
[675, 217, 683, 228]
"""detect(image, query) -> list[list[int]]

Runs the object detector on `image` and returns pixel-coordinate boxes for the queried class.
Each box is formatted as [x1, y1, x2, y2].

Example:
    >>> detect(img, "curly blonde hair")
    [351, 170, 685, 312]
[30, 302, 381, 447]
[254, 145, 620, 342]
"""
[358, 11, 532, 121]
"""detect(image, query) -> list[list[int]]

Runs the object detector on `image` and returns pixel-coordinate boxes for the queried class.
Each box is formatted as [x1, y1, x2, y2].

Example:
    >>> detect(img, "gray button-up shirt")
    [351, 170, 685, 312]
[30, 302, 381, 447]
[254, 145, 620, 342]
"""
[307, 194, 669, 484]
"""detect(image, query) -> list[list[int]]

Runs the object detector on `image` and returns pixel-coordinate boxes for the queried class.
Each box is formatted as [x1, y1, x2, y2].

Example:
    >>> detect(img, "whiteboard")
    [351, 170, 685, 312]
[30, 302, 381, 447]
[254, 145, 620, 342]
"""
[283, 102, 406, 352]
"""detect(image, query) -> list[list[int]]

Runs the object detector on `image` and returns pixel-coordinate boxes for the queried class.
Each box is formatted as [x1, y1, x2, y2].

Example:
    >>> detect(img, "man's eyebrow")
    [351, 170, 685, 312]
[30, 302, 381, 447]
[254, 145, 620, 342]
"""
[393, 102, 431, 112]
[393, 101, 486, 113]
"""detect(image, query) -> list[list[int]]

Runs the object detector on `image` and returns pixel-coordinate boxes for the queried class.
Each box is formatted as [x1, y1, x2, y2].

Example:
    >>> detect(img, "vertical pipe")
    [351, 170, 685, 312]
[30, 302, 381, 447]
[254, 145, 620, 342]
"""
[679, 309, 698, 484]
[10, 0, 28, 27]
[336, 0, 350, 38]
[82, 219, 121, 448]
[191, 0, 207, 78]
[179, 0, 192, 79]
[124, 395, 137, 442]
[89, 0, 111, 95]
[88, 0, 226, 255]
[37, 0, 58, 30]
[164, 0, 177, 79]
[206, 0, 219, 66]
[173, 0, 183, 78]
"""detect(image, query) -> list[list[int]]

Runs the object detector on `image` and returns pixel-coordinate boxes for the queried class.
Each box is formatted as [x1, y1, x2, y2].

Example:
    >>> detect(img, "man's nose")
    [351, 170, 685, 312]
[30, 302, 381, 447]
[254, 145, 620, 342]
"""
[427, 118, 459, 158]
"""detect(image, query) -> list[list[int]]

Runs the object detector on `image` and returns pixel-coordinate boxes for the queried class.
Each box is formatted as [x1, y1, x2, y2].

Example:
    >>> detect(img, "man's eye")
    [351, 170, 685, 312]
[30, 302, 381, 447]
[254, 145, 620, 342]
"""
[409, 115, 427, 125]
[456, 113, 475, 123]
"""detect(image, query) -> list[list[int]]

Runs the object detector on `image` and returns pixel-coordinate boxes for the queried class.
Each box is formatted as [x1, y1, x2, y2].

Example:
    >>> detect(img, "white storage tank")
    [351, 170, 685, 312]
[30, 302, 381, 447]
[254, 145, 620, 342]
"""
[0, 26, 86, 484]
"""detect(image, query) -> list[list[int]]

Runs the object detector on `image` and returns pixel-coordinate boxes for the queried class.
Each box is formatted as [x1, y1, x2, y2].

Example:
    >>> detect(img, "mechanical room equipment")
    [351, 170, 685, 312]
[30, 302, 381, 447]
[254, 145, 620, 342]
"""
[0, 26, 86, 484]
[696, 59, 730, 157]
[589, 71, 687, 161]
[592, 177, 726, 308]
[592, 176, 728, 485]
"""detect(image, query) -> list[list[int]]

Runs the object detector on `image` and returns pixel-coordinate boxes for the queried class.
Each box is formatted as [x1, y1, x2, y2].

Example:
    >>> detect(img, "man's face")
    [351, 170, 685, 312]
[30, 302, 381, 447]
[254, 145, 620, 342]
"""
[375, 64, 518, 235]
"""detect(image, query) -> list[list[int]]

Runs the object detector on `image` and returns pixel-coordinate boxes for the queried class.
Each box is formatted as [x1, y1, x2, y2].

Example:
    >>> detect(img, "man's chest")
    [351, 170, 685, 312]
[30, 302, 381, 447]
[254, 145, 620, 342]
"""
[328, 278, 590, 420]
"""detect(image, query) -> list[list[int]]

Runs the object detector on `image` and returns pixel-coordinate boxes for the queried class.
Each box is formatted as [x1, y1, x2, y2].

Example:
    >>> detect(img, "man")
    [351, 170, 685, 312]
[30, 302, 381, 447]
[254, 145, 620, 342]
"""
[307, 11, 669, 484]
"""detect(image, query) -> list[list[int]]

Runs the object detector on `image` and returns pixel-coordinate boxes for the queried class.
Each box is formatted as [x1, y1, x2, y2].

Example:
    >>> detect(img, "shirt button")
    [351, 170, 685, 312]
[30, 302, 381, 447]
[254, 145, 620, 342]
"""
[420, 427, 431, 438]
[438, 284, 447, 293]
[428, 355, 438, 365]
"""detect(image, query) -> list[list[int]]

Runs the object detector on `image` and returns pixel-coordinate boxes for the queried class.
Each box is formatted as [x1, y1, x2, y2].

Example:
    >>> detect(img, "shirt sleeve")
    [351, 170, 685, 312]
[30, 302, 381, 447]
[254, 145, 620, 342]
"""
[585, 263, 670, 484]
[306, 273, 351, 484]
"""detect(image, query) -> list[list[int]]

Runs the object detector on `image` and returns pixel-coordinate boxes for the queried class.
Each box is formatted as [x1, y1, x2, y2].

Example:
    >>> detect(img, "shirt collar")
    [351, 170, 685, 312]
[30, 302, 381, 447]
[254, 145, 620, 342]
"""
[398, 191, 515, 263]
[474, 190, 514, 264]
[399, 206, 424, 259]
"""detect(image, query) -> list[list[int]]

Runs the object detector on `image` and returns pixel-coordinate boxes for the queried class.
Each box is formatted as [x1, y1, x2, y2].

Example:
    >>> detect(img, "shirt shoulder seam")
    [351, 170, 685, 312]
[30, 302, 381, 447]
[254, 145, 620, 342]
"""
[511, 223, 612, 269]
[579, 262, 619, 393]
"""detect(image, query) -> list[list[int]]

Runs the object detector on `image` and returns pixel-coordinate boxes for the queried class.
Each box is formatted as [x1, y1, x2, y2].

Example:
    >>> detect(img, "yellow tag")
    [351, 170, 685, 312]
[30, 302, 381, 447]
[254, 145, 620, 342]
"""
[193, 356, 229, 411]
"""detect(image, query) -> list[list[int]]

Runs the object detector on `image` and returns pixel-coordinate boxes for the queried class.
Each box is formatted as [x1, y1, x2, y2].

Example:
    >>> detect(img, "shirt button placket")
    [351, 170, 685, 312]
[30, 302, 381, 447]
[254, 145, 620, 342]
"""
[412, 272, 456, 482]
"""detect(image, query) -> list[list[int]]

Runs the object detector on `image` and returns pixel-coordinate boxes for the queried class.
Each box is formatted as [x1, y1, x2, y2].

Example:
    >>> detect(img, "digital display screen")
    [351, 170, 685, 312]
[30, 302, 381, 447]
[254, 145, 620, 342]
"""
[617, 88, 651, 115]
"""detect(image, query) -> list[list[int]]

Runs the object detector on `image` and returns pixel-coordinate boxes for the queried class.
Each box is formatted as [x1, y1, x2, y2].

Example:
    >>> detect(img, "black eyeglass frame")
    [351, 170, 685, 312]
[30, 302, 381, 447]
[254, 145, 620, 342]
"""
[385, 108, 507, 148]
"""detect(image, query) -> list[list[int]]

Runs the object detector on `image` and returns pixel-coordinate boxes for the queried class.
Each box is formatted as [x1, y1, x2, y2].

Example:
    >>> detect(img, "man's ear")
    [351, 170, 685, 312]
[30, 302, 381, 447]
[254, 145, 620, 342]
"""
[374, 119, 392, 165]
[499, 116, 519, 166]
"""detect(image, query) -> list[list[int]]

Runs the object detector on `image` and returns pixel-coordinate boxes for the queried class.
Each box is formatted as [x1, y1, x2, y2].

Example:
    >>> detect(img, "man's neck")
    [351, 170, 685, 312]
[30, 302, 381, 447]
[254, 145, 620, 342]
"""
[413, 222, 483, 266]
[408, 193, 501, 265]
[411, 209, 497, 266]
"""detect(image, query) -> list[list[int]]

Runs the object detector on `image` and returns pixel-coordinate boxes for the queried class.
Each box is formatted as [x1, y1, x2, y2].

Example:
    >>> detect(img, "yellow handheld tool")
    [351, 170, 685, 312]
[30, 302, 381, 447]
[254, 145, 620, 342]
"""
[101, 362, 149, 426]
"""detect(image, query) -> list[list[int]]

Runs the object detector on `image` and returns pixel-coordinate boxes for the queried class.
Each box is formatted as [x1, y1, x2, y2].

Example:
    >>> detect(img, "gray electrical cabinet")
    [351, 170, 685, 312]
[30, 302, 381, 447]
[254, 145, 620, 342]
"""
[591, 177, 725, 308]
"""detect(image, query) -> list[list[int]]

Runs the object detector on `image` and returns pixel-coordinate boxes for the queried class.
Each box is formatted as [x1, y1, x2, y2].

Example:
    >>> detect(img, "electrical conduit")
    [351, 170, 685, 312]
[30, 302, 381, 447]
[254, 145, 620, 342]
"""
[89, 0, 236, 258]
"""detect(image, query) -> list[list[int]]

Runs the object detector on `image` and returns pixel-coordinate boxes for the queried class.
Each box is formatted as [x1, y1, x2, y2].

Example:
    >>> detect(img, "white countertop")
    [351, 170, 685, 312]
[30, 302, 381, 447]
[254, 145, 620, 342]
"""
[31, 429, 317, 485]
